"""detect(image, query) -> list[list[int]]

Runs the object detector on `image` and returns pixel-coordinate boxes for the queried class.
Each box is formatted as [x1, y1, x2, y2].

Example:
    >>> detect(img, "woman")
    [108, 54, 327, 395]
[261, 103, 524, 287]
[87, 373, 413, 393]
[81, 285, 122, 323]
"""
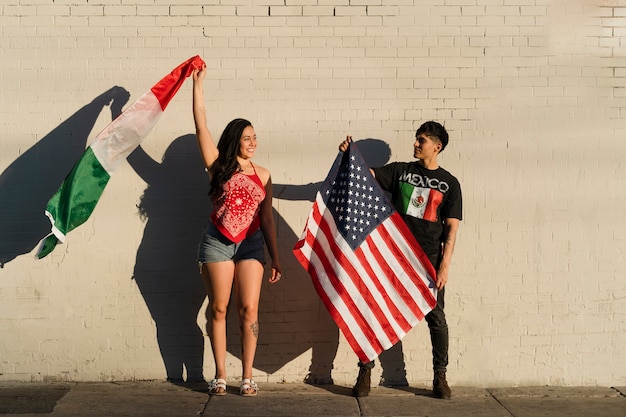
[192, 66, 282, 397]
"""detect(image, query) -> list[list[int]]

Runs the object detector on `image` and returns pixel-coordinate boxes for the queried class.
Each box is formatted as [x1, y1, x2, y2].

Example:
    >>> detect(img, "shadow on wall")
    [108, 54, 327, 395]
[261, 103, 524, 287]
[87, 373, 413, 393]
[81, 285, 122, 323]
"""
[128, 136, 411, 385]
[128, 137, 210, 382]
[0, 97, 411, 386]
[127, 134, 335, 383]
[0, 87, 130, 267]
[126, 134, 337, 383]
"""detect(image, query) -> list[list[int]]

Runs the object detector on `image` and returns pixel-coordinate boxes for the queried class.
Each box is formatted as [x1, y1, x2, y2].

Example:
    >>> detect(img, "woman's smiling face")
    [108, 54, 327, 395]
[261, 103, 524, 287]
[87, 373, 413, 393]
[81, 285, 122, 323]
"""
[238, 126, 257, 160]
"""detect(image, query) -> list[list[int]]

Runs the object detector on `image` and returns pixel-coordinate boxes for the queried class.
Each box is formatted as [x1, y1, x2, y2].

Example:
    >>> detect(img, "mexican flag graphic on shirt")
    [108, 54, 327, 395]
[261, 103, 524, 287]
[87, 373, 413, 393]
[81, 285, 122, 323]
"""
[397, 182, 443, 222]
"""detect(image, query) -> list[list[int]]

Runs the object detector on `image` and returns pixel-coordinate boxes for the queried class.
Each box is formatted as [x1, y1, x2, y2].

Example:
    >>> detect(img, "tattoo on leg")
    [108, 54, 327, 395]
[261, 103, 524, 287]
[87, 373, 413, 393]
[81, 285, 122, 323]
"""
[250, 321, 259, 338]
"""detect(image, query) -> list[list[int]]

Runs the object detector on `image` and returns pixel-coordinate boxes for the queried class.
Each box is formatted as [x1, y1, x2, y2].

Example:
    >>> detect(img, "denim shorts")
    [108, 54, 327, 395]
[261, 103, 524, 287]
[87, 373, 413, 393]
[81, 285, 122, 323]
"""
[197, 222, 266, 264]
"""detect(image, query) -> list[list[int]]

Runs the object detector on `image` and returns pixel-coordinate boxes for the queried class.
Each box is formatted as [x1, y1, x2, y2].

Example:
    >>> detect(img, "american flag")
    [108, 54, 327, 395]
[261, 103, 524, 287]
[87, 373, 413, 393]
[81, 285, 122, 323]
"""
[293, 143, 438, 363]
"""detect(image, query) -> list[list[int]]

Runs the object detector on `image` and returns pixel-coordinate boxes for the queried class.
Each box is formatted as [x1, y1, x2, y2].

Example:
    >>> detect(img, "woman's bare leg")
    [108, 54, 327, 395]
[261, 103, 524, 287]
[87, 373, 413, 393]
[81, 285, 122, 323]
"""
[234, 259, 264, 391]
[202, 261, 235, 391]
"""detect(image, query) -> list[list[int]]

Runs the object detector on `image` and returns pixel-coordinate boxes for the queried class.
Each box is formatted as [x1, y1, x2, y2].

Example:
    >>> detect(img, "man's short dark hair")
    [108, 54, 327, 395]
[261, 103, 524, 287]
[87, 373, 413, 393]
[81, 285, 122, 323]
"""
[416, 121, 449, 153]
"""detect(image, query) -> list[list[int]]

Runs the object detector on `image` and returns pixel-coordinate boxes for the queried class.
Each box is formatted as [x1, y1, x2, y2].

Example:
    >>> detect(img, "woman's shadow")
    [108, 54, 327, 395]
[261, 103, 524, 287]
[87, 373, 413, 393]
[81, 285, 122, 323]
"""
[126, 135, 332, 384]
[127, 137, 209, 382]
[266, 138, 411, 388]
[0, 87, 130, 267]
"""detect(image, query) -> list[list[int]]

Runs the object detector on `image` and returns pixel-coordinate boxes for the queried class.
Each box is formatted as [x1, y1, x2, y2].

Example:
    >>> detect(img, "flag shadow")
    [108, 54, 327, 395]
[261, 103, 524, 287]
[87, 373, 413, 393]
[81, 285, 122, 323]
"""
[0, 87, 130, 267]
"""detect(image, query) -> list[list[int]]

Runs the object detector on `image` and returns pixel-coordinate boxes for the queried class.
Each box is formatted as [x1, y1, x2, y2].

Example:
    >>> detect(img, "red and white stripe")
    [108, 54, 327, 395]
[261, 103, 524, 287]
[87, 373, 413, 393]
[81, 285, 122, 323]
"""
[294, 192, 438, 363]
[90, 55, 205, 175]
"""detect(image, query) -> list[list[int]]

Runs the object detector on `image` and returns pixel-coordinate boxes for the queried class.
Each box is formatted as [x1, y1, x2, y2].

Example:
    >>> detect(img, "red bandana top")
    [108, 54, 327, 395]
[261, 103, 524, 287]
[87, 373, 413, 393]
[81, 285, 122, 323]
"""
[211, 164, 266, 243]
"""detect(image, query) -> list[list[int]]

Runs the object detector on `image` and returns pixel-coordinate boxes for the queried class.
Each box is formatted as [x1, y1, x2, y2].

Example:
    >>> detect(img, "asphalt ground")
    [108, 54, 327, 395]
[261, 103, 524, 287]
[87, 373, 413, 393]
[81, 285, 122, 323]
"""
[0, 381, 624, 417]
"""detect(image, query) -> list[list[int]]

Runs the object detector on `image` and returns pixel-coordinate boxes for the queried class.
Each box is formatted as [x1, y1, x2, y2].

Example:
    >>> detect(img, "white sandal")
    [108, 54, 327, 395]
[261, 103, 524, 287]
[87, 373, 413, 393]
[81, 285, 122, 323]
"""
[239, 378, 258, 397]
[208, 378, 227, 396]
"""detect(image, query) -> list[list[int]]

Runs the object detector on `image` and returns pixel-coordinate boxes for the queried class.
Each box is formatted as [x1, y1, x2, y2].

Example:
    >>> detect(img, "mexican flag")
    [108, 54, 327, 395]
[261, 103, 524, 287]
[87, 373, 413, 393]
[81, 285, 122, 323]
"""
[397, 183, 442, 223]
[36, 55, 205, 259]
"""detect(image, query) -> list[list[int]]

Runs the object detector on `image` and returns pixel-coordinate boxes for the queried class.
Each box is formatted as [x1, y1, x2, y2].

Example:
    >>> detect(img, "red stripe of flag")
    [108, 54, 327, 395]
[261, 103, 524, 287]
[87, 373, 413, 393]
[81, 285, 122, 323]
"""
[150, 55, 205, 110]
[384, 214, 438, 310]
[307, 203, 388, 352]
[296, 226, 376, 360]
[300, 230, 370, 361]
[423, 189, 443, 222]
[363, 236, 425, 323]
[356, 240, 414, 333]
[362, 220, 434, 325]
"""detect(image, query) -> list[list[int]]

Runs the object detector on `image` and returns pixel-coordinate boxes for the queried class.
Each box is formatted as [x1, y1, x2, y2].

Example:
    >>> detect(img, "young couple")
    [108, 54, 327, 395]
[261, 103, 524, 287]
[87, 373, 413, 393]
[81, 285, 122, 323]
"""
[191, 66, 462, 399]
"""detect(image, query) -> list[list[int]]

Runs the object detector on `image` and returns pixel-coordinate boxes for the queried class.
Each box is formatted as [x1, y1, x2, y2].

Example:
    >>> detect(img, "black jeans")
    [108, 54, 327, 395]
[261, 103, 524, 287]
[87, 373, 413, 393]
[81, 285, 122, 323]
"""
[425, 286, 448, 374]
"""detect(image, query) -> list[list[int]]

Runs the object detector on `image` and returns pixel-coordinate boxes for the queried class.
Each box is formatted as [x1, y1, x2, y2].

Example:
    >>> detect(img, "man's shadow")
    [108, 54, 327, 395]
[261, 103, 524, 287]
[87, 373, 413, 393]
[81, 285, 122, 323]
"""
[0, 87, 130, 267]
[267, 138, 410, 388]
[127, 137, 210, 382]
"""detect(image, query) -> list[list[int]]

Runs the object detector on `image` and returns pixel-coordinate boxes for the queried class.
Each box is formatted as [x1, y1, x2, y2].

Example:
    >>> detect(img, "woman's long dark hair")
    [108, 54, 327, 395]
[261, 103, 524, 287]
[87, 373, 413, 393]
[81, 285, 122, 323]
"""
[208, 118, 252, 201]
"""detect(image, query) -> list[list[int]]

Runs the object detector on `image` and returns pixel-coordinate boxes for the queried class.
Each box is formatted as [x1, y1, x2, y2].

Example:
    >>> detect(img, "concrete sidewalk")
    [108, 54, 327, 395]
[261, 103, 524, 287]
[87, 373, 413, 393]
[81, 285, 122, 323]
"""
[0, 381, 624, 417]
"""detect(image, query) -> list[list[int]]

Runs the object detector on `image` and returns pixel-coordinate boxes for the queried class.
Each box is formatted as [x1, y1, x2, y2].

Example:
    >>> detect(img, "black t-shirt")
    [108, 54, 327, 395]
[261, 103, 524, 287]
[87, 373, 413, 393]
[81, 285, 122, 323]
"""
[373, 162, 462, 265]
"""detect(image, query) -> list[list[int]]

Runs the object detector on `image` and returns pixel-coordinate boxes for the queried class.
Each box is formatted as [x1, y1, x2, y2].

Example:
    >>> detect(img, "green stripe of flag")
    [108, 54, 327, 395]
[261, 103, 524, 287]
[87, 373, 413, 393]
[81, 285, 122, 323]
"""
[37, 147, 110, 259]
[397, 182, 414, 214]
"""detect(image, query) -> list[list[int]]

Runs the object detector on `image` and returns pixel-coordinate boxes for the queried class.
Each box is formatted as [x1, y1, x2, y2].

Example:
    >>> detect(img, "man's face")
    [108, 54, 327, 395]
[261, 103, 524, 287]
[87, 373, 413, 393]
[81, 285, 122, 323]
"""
[413, 133, 441, 160]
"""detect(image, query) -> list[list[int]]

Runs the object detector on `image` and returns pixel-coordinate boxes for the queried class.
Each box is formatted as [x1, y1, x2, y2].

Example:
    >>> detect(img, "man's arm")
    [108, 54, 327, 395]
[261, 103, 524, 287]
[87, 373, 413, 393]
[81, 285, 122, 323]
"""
[436, 217, 460, 290]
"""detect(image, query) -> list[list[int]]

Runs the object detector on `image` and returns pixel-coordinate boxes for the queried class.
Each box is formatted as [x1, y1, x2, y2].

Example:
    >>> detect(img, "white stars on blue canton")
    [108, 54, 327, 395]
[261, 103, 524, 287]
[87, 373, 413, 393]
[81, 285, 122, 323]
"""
[320, 149, 394, 251]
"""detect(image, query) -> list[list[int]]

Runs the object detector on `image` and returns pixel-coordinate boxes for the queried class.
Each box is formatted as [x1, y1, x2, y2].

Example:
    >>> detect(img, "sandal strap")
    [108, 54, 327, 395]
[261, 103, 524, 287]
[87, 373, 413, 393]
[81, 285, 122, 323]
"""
[240, 379, 258, 391]
[209, 378, 227, 389]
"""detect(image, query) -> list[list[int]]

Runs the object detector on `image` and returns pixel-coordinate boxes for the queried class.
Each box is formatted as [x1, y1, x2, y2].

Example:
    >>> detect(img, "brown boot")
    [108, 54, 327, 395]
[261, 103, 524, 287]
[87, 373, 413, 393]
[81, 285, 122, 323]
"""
[352, 366, 371, 397]
[433, 371, 452, 399]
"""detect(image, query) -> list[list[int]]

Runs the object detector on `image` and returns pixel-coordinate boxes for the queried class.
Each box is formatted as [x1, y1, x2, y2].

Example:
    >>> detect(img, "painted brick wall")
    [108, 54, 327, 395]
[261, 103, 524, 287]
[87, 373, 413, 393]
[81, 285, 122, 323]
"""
[1, 0, 625, 387]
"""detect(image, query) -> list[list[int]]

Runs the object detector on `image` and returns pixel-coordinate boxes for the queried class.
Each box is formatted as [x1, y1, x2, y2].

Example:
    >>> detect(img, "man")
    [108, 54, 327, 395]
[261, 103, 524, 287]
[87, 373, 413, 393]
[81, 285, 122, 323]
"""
[339, 121, 462, 399]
